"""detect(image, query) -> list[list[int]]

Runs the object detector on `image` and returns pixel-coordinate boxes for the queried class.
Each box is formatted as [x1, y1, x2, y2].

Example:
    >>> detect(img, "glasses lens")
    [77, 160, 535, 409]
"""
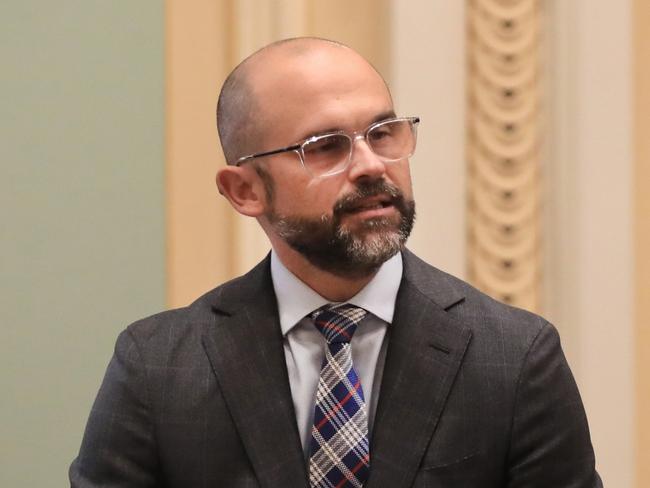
[367, 119, 416, 161]
[302, 134, 351, 176]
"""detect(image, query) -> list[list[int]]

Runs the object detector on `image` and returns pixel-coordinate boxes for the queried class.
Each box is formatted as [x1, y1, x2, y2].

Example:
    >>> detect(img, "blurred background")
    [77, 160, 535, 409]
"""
[1, 0, 648, 486]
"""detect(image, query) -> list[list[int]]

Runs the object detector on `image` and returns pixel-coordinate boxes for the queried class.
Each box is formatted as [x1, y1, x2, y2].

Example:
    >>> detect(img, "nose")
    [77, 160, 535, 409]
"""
[346, 135, 387, 181]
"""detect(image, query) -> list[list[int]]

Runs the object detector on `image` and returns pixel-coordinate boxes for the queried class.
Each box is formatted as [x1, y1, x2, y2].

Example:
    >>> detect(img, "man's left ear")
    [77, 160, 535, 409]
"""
[216, 165, 267, 217]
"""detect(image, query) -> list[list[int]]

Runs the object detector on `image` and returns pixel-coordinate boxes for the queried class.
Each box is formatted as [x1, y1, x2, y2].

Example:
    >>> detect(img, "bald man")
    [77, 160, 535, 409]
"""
[70, 38, 602, 488]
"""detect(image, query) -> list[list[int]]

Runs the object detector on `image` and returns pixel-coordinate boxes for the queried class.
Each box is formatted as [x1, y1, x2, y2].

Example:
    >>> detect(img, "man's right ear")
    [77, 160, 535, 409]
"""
[216, 165, 267, 217]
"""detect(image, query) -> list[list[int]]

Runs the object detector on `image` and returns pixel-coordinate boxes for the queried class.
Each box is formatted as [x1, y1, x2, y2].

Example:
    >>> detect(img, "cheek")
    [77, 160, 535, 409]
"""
[400, 162, 413, 194]
[272, 183, 337, 216]
[392, 163, 414, 198]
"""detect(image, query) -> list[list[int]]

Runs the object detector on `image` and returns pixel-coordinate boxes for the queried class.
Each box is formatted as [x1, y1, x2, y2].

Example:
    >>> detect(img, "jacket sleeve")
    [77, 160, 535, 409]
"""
[69, 328, 160, 487]
[506, 322, 603, 487]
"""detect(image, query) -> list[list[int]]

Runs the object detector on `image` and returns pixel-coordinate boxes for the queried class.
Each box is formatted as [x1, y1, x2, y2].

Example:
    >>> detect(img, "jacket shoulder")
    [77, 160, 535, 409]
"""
[123, 255, 272, 348]
[402, 249, 549, 346]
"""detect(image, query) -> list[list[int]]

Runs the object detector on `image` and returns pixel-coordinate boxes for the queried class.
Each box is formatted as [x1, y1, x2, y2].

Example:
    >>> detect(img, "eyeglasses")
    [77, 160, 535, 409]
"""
[235, 116, 420, 178]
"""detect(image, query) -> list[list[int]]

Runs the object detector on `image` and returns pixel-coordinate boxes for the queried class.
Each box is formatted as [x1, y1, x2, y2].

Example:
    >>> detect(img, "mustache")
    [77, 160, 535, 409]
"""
[334, 180, 407, 216]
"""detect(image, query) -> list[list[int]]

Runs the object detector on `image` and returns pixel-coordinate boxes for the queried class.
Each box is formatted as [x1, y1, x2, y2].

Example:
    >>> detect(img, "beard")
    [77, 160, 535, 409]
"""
[267, 180, 416, 279]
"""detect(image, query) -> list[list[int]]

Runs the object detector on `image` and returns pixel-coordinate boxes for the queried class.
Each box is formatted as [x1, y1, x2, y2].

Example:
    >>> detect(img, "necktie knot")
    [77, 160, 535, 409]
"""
[311, 304, 367, 344]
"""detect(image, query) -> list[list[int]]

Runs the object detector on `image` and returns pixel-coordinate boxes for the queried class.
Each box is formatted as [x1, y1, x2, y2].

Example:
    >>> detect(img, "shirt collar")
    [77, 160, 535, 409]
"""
[271, 250, 403, 337]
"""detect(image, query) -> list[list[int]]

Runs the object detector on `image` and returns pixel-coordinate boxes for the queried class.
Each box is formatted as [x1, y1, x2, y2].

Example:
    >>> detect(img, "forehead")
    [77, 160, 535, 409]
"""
[246, 44, 393, 142]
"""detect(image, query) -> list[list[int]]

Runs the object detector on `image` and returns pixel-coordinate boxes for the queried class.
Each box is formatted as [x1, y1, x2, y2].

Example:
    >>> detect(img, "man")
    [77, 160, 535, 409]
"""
[70, 38, 602, 487]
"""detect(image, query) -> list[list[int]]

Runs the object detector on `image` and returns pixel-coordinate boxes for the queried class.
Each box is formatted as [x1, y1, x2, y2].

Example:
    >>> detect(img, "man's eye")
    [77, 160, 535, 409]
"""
[371, 130, 390, 139]
[314, 142, 338, 152]
[306, 137, 346, 154]
[370, 128, 393, 142]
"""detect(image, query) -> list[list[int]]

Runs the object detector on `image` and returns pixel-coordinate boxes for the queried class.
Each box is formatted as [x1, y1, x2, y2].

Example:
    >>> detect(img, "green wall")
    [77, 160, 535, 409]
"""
[1, 2, 165, 485]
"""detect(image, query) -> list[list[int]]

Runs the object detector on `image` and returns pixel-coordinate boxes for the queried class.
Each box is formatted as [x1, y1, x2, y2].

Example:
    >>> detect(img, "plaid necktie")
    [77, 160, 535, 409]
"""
[309, 303, 370, 488]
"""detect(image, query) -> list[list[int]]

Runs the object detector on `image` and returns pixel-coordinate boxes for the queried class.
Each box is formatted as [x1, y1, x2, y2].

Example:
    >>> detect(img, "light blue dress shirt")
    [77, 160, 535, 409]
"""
[270, 251, 403, 457]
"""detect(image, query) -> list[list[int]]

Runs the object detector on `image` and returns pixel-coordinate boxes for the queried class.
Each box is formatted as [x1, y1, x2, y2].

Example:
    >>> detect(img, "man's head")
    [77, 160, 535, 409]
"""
[216, 38, 416, 279]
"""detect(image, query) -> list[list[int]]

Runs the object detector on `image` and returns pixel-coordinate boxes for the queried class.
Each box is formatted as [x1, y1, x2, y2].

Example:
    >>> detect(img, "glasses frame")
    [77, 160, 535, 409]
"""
[234, 116, 420, 178]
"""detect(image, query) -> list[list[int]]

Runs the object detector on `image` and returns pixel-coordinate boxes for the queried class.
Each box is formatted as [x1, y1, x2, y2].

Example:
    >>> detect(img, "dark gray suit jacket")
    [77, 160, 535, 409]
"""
[70, 250, 602, 487]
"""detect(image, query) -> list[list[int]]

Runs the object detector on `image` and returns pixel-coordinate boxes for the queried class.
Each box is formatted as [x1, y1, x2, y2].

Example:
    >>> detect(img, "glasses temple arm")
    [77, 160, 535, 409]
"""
[236, 144, 301, 166]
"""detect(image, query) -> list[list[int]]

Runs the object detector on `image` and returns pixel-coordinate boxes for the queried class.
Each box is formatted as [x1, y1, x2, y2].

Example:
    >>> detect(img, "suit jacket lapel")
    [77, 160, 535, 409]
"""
[201, 256, 308, 488]
[366, 251, 472, 488]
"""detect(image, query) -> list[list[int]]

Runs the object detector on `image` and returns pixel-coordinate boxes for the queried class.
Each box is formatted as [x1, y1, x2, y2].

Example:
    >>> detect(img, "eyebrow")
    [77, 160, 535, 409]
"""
[371, 110, 398, 125]
[299, 109, 398, 141]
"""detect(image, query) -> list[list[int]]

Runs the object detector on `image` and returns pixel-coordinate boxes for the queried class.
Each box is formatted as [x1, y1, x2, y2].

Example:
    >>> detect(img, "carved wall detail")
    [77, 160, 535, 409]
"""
[467, 0, 542, 312]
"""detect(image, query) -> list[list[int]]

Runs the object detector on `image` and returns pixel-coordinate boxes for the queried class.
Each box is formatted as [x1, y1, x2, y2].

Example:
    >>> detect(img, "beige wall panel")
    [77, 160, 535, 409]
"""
[390, 0, 467, 277]
[306, 0, 390, 77]
[547, 1, 635, 486]
[635, 0, 650, 485]
[166, 0, 234, 307]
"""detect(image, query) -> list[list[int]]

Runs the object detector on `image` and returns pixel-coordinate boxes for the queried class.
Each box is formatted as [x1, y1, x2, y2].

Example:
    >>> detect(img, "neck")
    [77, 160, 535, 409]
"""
[272, 243, 378, 302]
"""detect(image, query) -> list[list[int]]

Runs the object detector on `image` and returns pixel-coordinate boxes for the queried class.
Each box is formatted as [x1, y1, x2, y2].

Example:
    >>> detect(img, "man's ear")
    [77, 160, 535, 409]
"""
[216, 165, 267, 217]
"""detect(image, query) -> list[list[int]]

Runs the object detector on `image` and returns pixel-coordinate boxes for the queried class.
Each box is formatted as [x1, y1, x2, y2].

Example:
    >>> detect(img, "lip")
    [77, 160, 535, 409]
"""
[342, 196, 397, 219]
[347, 205, 397, 219]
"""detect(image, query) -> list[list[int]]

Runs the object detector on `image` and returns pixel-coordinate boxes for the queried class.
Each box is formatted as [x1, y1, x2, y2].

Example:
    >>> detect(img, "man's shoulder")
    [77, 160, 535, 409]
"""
[402, 249, 549, 344]
[124, 256, 272, 347]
